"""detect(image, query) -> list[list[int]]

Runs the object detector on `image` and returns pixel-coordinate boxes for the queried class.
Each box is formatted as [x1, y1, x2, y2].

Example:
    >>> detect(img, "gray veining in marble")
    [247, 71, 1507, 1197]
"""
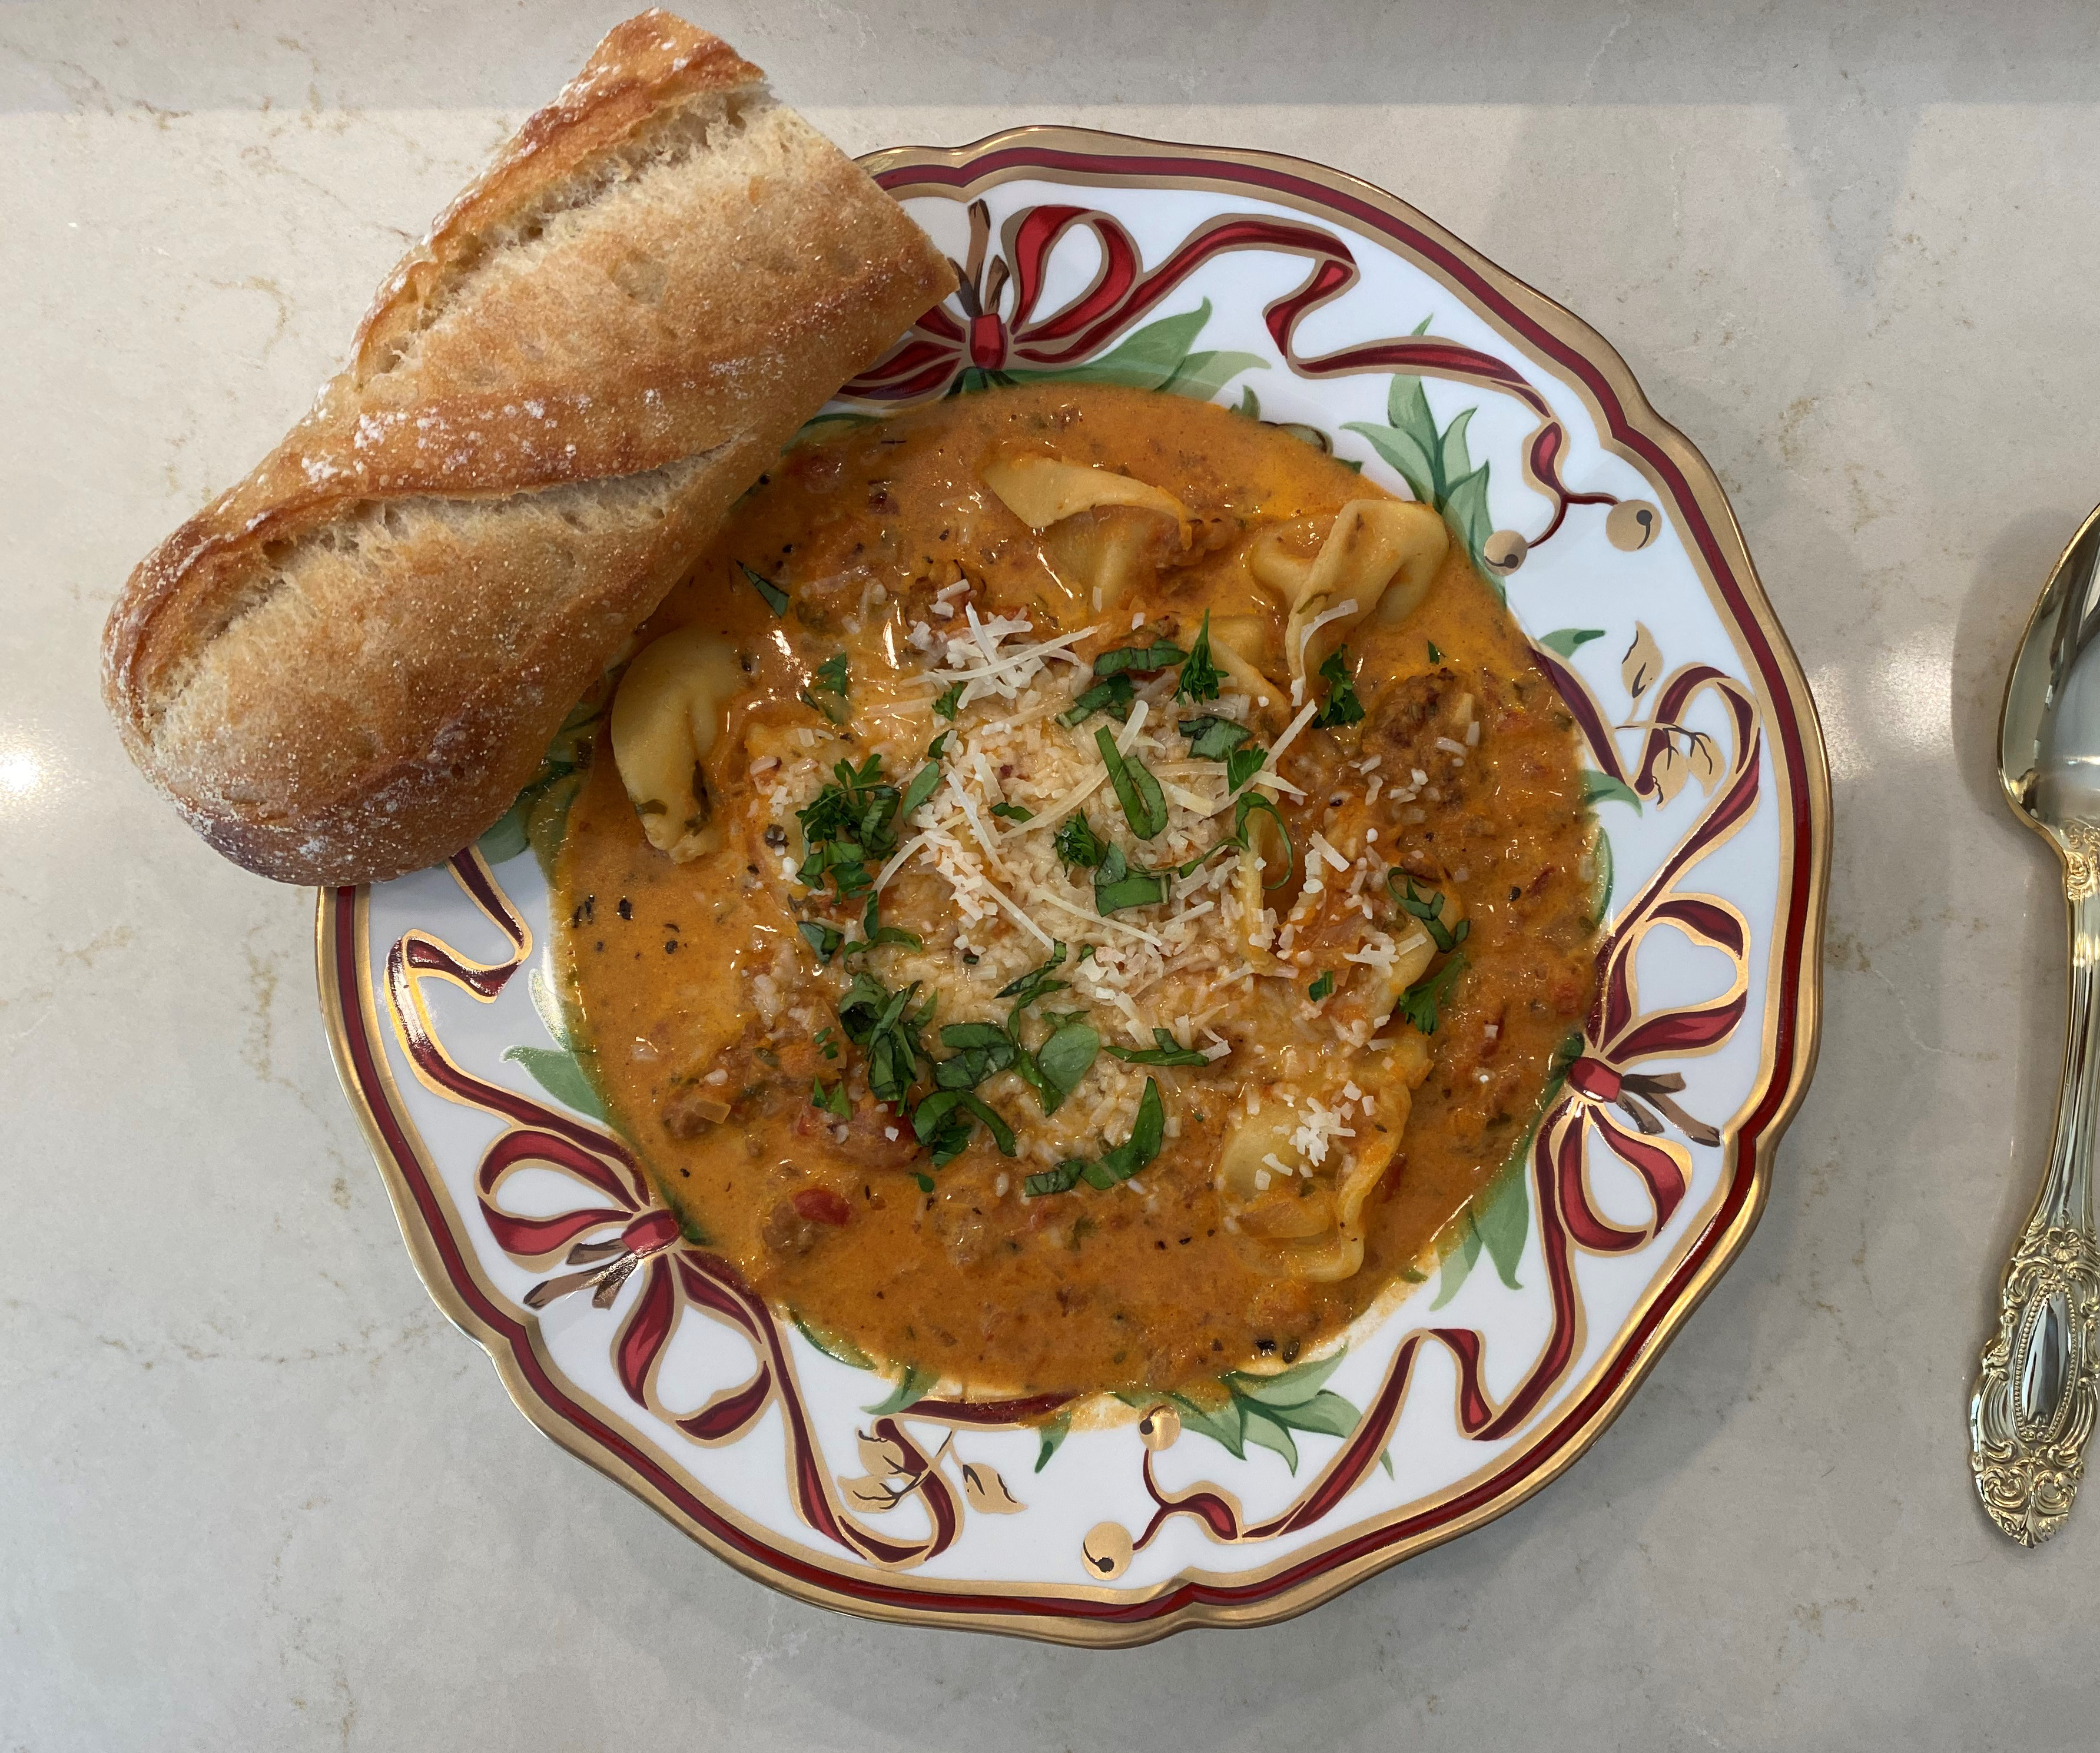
[6, 1, 2100, 1746]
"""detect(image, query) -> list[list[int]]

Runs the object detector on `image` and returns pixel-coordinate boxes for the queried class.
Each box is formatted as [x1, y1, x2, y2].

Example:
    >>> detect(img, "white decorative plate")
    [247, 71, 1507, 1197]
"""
[319, 128, 1829, 1644]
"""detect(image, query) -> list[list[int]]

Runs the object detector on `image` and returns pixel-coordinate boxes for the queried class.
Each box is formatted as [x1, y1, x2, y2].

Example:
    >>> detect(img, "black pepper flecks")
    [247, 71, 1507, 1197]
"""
[616, 897, 633, 920]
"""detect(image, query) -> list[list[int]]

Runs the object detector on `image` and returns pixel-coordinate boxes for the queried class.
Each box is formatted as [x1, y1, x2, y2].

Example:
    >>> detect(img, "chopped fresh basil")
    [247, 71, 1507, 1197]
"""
[1232, 792, 1295, 888]
[1426, 640, 1443, 664]
[810, 1077, 851, 1120]
[1181, 715, 1254, 762]
[1308, 970, 1335, 1001]
[1023, 1160, 1087, 1197]
[933, 681, 964, 720]
[1054, 814, 1109, 869]
[910, 1088, 1017, 1167]
[1029, 1014, 1100, 1114]
[997, 942, 1069, 1008]
[900, 759, 943, 818]
[1092, 633, 1187, 680]
[1176, 610, 1223, 703]
[1093, 843, 1170, 914]
[798, 920, 844, 963]
[1096, 726, 1167, 839]
[1057, 673, 1136, 728]
[1082, 1078, 1167, 1187]
[1225, 744, 1268, 792]
[1390, 872, 1470, 954]
[926, 731, 951, 759]
[1104, 1027, 1208, 1067]
[837, 971, 930, 1108]
[739, 560, 788, 617]
[990, 802, 1034, 822]
[934, 1020, 1019, 1089]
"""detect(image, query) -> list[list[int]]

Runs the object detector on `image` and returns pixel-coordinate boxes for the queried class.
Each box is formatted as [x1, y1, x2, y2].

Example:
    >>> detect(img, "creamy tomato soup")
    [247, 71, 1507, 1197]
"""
[551, 383, 1598, 1402]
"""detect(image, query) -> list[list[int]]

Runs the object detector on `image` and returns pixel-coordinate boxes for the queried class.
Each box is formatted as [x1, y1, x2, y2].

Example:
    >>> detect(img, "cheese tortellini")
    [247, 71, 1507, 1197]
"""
[609, 628, 744, 862]
[981, 456, 1193, 610]
[1215, 1027, 1435, 1282]
[1249, 498, 1449, 683]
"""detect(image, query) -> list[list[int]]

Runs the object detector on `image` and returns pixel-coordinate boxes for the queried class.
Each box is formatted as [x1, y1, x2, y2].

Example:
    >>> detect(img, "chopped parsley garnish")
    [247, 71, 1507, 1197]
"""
[1057, 673, 1135, 728]
[1175, 610, 1223, 703]
[1313, 645, 1365, 728]
[798, 920, 844, 963]
[795, 754, 900, 900]
[810, 1077, 851, 1120]
[1024, 1078, 1167, 1196]
[1093, 842, 1170, 914]
[1092, 632, 1188, 680]
[1308, 970, 1335, 1002]
[801, 651, 851, 723]
[1104, 1027, 1208, 1067]
[1397, 952, 1467, 1034]
[1390, 872, 1470, 954]
[933, 681, 964, 720]
[739, 560, 788, 617]
[1096, 726, 1167, 839]
[1180, 715, 1254, 762]
[1054, 814, 1109, 869]
[989, 802, 1034, 822]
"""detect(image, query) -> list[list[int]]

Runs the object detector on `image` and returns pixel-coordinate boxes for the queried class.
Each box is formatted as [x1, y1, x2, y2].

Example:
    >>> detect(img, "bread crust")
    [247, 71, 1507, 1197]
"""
[103, 10, 954, 885]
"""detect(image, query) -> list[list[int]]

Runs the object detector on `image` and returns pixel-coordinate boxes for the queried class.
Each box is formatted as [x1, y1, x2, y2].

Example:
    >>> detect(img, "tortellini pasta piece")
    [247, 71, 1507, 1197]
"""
[609, 628, 744, 862]
[1214, 1028, 1433, 1282]
[1249, 498, 1449, 683]
[982, 456, 1193, 610]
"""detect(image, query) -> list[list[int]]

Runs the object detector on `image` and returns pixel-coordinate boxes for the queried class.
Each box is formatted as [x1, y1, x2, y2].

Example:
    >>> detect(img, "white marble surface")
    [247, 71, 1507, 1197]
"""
[6, 1, 2098, 1745]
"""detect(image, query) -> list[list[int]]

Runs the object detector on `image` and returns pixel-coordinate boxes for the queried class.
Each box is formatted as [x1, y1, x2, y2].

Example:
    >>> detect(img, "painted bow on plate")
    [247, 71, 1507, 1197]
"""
[842, 198, 1615, 545]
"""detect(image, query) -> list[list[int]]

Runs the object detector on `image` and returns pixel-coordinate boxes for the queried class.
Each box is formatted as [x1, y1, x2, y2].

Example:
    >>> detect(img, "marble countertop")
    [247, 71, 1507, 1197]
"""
[8, 2, 2098, 1745]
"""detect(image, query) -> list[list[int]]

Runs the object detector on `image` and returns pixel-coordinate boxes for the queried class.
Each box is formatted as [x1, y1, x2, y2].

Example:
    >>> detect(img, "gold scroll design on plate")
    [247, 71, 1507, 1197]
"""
[1084, 634, 1762, 1578]
[381, 848, 1069, 1571]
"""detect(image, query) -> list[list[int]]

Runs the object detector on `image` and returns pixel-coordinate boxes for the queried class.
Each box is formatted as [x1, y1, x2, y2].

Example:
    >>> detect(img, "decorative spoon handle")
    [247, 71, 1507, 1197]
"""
[1972, 824, 2100, 1545]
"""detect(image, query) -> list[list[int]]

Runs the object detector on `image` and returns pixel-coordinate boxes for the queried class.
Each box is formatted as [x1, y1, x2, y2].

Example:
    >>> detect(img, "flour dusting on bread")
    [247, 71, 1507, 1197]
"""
[102, 11, 955, 885]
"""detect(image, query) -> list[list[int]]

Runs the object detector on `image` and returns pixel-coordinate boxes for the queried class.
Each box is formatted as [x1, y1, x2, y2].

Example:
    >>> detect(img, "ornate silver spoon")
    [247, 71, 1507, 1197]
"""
[1975, 503, 2100, 1544]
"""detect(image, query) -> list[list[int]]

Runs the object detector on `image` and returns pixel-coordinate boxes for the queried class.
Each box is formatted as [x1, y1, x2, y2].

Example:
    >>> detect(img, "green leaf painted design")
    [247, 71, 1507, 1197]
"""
[479, 696, 600, 871]
[1580, 769, 1644, 812]
[1011, 301, 1265, 401]
[793, 1312, 874, 1371]
[1539, 627, 1608, 659]
[1151, 1348, 1368, 1475]
[1430, 1216, 1484, 1310]
[862, 1363, 936, 1416]
[1228, 1349, 1346, 1406]
[1240, 1404, 1299, 1469]
[1474, 1153, 1530, 1290]
[502, 1045, 606, 1120]
[1341, 419, 1436, 506]
[1437, 406, 1477, 494]
[1592, 827, 1616, 925]
[1342, 373, 1505, 592]
[1036, 1415, 1073, 1472]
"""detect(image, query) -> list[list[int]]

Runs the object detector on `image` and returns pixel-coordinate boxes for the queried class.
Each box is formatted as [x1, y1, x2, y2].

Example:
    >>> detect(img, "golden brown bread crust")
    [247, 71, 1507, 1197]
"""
[102, 11, 954, 885]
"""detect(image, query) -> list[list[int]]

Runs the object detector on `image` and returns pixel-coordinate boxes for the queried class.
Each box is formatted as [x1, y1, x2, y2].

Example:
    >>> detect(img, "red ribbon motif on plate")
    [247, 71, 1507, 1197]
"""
[841, 199, 1614, 545]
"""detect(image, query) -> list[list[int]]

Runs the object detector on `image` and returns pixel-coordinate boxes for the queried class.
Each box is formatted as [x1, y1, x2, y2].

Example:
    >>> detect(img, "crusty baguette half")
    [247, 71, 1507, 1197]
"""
[102, 11, 954, 886]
